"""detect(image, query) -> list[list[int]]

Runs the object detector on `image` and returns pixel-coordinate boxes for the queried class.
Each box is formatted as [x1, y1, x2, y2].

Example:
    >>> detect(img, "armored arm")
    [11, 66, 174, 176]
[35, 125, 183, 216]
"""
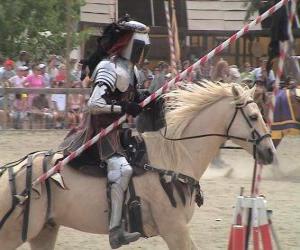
[88, 60, 122, 114]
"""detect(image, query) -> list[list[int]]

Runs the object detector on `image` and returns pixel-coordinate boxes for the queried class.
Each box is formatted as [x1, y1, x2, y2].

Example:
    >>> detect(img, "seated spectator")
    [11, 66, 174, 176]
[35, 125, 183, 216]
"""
[9, 93, 28, 129]
[29, 94, 54, 129]
[51, 81, 66, 128]
[67, 82, 85, 128]
[182, 60, 195, 81]
[251, 57, 275, 91]
[241, 74, 255, 88]
[227, 65, 241, 83]
[141, 74, 154, 89]
[211, 59, 229, 82]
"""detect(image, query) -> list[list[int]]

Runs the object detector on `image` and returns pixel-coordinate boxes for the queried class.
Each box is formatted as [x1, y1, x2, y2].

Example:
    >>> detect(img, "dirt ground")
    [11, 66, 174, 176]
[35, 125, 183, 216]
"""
[0, 130, 299, 250]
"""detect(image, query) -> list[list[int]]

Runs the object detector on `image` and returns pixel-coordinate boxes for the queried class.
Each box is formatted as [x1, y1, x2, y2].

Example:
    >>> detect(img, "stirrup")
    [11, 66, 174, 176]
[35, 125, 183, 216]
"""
[109, 226, 141, 249]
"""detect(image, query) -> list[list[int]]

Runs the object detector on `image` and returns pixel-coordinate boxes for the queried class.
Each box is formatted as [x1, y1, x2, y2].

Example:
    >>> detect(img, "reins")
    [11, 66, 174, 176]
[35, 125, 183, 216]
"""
[160, 100, 271, 148]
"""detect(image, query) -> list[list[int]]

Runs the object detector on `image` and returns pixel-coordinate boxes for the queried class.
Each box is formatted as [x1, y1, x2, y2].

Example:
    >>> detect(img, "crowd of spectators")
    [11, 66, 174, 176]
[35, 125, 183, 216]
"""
[0, 51, 89, 129]
[0, 50, 289, 130]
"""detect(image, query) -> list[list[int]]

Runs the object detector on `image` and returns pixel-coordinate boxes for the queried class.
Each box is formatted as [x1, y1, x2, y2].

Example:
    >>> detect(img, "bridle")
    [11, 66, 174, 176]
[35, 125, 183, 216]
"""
[160, 100, 271, 157]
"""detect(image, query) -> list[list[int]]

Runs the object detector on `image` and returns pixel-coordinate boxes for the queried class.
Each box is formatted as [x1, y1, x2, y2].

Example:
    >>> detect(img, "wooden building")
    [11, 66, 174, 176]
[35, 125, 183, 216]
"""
[80, 0, 300, 67]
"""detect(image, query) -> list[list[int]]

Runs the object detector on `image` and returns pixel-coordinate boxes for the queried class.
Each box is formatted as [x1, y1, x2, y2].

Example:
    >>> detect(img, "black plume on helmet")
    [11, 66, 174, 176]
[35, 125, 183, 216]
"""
[86, 14, 134, 77]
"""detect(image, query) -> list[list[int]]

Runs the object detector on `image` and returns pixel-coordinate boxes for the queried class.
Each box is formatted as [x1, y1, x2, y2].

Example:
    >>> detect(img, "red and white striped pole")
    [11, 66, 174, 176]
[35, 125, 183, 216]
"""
[268, 0, 296, 125]
[267, 41, 289, 126]
[32, 0, 291, 186]
[164, 0, 177, 74]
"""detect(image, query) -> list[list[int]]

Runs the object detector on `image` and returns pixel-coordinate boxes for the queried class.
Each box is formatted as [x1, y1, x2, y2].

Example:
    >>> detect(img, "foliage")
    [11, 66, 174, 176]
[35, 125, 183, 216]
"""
[0, 0, 86, 61]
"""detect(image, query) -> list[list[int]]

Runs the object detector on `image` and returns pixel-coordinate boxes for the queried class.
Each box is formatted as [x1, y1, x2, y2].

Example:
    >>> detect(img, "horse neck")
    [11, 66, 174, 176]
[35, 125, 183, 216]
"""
[144, 97, 232, 180]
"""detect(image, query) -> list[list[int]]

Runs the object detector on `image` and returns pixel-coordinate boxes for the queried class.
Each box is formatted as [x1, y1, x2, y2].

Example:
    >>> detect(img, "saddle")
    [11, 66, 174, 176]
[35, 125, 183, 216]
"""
[67, 129, 148, 177]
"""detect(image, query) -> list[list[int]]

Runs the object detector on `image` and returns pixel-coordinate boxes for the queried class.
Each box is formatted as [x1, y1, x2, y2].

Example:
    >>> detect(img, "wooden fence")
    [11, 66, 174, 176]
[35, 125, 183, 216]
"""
[0, 87, 91, 129]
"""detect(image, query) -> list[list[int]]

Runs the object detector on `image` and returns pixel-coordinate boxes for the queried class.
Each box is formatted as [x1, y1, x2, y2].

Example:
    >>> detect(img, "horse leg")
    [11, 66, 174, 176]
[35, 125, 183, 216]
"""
[151, 206, 195, 250]
[29, 223, 59, 250]
[159, 222, 194, 250]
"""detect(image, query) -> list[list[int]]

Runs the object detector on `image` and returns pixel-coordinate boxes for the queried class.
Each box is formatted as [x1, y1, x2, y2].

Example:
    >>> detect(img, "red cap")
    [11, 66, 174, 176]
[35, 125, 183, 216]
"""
[4, 59, 14, 67]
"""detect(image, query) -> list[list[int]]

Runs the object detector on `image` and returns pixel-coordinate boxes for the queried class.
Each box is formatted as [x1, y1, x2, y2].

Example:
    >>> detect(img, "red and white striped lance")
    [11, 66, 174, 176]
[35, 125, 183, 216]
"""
[164, 0, 177, 73]
[32, 0, 290, 186]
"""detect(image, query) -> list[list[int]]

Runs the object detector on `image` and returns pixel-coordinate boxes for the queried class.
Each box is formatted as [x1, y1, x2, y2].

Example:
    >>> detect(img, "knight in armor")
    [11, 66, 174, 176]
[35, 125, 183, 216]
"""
[60, 17, 150, 248]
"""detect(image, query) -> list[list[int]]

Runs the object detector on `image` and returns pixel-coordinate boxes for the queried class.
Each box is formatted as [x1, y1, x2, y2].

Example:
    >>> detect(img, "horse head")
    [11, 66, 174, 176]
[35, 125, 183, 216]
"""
[228, 84, 276, 164]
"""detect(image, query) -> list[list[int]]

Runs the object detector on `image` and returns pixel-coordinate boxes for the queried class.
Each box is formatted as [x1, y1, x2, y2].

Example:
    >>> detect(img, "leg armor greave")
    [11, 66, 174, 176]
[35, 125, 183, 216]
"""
[106, 155, 140, 248]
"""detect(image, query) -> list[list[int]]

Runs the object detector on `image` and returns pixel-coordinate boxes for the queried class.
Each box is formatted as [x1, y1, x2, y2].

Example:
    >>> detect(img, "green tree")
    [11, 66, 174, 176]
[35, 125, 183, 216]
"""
[0, 0, 85, 61]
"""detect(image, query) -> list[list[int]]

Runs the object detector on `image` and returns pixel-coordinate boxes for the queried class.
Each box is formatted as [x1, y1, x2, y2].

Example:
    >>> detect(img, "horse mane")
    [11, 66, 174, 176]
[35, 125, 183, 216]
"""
[143, 81, 254, 170]
[163, 81, 253, 138]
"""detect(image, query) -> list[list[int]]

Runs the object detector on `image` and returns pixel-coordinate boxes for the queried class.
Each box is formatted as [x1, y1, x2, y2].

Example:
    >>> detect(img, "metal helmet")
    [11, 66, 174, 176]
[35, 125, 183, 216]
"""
[120, 21, 150, 64]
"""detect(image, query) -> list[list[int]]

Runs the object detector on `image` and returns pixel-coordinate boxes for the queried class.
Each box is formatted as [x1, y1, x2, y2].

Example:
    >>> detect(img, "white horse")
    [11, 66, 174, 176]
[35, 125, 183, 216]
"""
[0, 82, 275, 250]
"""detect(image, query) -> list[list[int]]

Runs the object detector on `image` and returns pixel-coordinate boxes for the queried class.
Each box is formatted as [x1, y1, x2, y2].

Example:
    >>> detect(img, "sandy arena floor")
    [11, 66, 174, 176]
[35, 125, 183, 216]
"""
[0, 130, 299, 250]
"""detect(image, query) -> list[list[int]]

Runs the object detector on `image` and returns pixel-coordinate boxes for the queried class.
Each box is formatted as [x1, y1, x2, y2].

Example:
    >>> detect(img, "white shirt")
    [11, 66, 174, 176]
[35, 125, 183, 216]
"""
[251, 67, 275, 88]
[9, 75, 25, 87]
[51, 94, 66, 111]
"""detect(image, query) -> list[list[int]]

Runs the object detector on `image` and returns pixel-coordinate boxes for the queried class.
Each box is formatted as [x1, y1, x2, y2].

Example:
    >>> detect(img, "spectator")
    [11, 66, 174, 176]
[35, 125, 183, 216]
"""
[39, 64, 51, 88]
[22, 65, 45, 88]
[251, 57, 275, 91]
[15, 51, 30, 67]
[30, 94, 54, 129]
[139, 59, 153, 84]
[9, 93, 28, 129]
[67, 81, 85, 128]
[148, 62, 169, 93]
[22, 64, 45, 107]
[0, 59, 16, 85]
[54, 64, 67, 87]
[71, 60, 83, 82]
[240, 62, 253, 84]
[51, 80, 66, 128]
[182, 60, 195, 81]
[241, 74, 255, 88]
[227, 65, 241, 83]
[47, 55, 59, 84]
[242, 62, 252, 74]
[8, 66, 27, 88]
[211, 59, 229, 82]
[200, 61, 212, 80]
[141, 74, 154, 89]
[0, 55, 5, 78]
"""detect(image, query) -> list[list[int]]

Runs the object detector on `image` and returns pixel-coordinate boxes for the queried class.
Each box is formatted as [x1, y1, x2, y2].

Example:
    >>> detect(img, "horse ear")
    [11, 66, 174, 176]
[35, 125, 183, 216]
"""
[232, 85, 240, 99]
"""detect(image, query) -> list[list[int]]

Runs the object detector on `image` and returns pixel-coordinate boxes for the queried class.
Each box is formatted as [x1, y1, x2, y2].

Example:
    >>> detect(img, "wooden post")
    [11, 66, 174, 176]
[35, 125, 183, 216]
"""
[65, 0, 73, 88]
[3, 87, 8, 129]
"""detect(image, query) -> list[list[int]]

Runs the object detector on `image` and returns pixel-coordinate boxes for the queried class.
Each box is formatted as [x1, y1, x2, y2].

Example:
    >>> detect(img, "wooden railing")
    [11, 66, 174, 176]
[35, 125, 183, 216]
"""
[0, 87, 91, 129]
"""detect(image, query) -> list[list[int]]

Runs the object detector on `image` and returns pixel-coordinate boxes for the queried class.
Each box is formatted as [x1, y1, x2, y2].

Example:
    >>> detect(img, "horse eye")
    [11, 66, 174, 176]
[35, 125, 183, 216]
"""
[250, 114, 258, 121]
